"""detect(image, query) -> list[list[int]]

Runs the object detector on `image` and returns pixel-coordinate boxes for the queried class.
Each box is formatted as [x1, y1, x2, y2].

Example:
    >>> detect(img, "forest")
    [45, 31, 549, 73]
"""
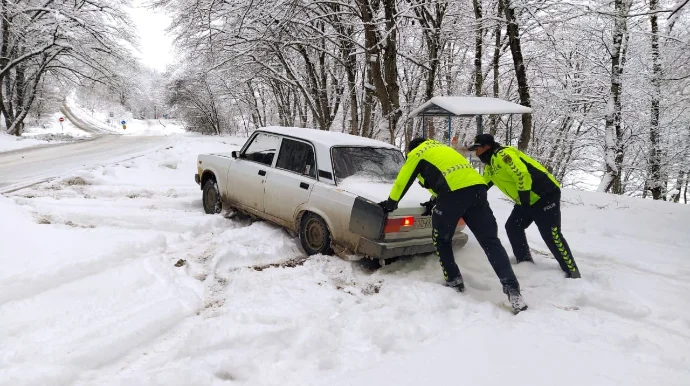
[2, 0, 689, 200]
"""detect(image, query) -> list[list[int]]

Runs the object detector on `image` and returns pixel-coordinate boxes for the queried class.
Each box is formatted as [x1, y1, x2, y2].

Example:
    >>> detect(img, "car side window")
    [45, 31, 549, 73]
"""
[275, 138, 316, 178]
[242, 133, 281, 166]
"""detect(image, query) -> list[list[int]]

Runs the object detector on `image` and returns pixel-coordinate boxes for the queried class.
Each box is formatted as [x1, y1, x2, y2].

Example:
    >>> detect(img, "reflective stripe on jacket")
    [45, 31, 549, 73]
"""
[482, 146, 559, 205]
[388, 140, 486, 203]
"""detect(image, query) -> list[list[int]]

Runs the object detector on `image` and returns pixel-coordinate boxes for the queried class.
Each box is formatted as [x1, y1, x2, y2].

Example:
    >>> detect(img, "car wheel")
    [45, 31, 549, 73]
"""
[202, 179, 222, 214]
[299, 213, 333, 255]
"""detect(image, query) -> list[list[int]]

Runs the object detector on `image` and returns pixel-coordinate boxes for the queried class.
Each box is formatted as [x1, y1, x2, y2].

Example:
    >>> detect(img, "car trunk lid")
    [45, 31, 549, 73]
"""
[343, 179, 466, 242]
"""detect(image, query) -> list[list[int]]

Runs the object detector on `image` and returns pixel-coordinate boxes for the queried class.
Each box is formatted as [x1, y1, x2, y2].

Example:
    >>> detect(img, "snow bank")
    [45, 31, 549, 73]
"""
[0, 133, 55, 152]
[22, 112, 91, 138]
[1, 134, 689, 386]
[1, 111, 94, 153]
[66, 97, 185, 136]
[119, 118, 186, 136]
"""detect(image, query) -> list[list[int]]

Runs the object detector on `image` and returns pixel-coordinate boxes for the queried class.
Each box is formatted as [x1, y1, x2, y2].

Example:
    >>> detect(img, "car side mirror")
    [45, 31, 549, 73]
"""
[231, 151, 238, 159]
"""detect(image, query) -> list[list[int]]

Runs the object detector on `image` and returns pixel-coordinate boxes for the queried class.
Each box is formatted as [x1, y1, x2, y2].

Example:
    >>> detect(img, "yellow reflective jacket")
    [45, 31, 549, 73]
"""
[482, 146, 560, 205]
[388, 140, 486, 202]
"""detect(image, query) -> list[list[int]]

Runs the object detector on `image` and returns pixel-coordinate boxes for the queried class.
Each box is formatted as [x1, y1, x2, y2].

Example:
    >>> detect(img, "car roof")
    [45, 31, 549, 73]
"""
[258, 126, 400, 150]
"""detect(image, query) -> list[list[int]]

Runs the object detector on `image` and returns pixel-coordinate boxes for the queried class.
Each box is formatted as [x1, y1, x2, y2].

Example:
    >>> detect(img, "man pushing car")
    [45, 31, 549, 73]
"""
[468, 134, 581, 279]
[379, 137, 528, 314]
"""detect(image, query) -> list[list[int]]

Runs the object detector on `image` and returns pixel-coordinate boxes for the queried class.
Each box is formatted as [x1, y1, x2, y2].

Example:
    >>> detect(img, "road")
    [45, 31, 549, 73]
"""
[60, 101, 110, 134]
[0, 134, 170, 193]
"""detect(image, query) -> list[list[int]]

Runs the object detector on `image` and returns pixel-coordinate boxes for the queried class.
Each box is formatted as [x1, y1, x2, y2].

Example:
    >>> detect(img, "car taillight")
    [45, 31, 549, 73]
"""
[384, 216, 415, 233]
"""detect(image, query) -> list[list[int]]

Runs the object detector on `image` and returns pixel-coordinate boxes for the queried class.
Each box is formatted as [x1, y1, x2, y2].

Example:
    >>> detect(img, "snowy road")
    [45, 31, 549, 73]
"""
[0, 135, 170, 193]
[1, 135, 689, 386]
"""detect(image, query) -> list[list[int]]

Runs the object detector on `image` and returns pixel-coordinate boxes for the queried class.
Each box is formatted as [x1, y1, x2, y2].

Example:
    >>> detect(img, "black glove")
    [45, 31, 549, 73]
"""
[378, 198, 398, 213]
[420, 197, 436, 216]
[518, 190, 531, 209]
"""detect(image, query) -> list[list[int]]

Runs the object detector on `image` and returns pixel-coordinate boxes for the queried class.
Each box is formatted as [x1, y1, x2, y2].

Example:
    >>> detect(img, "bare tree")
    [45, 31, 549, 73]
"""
[647, 0, 664, 199]
[356, 0, 402, 144]
[599, 0, 632, 194]
[1, 0, 134, 135]
[502, 0, 532, 150]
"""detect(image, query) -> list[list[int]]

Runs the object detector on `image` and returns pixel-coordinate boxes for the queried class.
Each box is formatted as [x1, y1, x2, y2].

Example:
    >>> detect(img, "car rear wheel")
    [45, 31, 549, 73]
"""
[202, 179, 222, 214]
[299, 213, 333, 255]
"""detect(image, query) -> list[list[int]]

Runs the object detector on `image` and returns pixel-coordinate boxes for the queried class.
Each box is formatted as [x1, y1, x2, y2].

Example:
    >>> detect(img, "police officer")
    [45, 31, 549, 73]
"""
[468, 134, 581, 279]
[379, 137, 528, 314]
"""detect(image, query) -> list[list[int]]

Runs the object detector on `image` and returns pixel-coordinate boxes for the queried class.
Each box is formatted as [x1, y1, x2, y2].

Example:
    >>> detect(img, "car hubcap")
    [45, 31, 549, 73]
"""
[306, 219, 324, 250]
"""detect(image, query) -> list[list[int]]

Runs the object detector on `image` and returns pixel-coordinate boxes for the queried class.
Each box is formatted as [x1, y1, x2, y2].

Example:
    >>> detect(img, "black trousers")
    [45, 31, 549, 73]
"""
[505, 190, 579, 274]
[432, 185, 520, 292]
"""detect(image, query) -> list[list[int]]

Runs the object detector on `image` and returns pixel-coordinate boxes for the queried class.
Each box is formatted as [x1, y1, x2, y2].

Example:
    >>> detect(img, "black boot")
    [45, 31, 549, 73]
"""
[516, 253, 534, 264]
[505, 287, 528, 314]
[444, 276, 465, 292]
[566, 269, 582, 279]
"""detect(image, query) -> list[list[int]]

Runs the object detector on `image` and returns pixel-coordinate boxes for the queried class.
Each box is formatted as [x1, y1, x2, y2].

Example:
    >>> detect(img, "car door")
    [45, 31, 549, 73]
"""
[225, 132, 281, 213]
[264, 137, 317, 223]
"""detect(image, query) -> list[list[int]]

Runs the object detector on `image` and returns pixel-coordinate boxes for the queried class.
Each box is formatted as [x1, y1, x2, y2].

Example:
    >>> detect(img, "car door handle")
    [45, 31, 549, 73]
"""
[258, 170, 266, 176]
[300, 182, 309, 190]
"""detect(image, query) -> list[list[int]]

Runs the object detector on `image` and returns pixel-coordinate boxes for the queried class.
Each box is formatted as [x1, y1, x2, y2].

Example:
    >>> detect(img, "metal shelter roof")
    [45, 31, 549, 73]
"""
[409, 96, 532, 118]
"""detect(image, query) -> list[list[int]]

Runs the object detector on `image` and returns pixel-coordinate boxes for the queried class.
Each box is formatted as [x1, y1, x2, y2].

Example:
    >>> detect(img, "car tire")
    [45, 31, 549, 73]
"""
[299, 213, 333, 255]
[202, 179, 222, 214]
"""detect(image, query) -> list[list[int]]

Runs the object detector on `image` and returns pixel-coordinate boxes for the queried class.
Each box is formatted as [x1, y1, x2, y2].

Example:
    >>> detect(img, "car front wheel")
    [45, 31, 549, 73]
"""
[299, 213, 333, 255]
[202, 179, 222, 214]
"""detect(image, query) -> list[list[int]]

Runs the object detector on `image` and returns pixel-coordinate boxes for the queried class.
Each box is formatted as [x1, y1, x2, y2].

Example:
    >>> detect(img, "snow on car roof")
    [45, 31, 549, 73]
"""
[258, 126, 399, 150]
[409, 96, 532, 118]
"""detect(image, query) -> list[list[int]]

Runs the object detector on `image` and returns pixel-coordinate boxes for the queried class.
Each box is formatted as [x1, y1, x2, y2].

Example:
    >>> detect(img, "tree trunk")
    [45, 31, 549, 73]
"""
[0, 0, 9, 134]
[503, 0, 532, 150]
[490, 0, 504, 136]
[671, 171, 685, 203]
[357, 0, 402, 144]
[648, 0, 663, 200]
[598, 0, 630, 194]
[6, 52, 56, 136]
[346, 63, 359, 135]
[412, 0, 446, 140]
[473, 0, 484, 134]
[361, 62, 375, 138]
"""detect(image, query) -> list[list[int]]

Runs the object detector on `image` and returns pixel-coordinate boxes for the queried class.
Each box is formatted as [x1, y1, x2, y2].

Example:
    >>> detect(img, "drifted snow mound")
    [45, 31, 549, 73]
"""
[0, 135, 689, 386]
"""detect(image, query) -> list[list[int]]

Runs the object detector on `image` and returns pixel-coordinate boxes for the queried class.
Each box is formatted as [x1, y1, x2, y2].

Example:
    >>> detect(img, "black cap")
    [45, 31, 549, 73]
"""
[407, 137, 427, 153]
[467, 133, 495, 151]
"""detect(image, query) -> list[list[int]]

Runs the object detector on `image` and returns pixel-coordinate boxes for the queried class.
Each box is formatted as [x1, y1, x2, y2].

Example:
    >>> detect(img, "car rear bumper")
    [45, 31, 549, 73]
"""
[195, 173, 200, 186]
[356, 232, 469, 259]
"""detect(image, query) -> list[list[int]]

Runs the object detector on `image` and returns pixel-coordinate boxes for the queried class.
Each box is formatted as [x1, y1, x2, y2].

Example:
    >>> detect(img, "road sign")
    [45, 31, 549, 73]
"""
[59, 117, 65, 122]
[121, 120, 126, 125]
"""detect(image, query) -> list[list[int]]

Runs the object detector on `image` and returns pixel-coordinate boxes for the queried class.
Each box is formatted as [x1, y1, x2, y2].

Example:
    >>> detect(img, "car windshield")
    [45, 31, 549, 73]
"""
[332, 147, 405, 183]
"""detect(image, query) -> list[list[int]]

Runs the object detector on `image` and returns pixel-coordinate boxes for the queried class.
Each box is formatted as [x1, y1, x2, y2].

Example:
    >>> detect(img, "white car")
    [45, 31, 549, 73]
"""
[195, 127, 468, 262]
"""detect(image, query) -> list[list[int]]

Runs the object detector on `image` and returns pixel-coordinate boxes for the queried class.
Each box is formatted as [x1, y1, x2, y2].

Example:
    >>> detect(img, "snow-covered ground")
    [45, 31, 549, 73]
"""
[0, 113, 91, 153]
[1, 100, 186, 154]
[1, 134, 689, 386]
[66, 98, 185, 136]
[0, 133, 57, 153]
[21, 112, 92, 139]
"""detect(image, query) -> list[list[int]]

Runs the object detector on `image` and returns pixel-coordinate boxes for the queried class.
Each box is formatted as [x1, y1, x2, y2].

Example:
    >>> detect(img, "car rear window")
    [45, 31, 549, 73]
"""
[276, 138, 316, 178]
[332, 147, 404, 182]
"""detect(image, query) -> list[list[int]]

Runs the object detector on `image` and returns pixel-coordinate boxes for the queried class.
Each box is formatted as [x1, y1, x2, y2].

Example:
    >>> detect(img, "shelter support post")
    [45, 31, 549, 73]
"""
[447, 115, 451, 145]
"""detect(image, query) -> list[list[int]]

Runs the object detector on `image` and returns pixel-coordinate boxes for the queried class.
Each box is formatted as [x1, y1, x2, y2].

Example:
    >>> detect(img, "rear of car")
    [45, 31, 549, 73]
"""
[330, 145, 469, 259]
